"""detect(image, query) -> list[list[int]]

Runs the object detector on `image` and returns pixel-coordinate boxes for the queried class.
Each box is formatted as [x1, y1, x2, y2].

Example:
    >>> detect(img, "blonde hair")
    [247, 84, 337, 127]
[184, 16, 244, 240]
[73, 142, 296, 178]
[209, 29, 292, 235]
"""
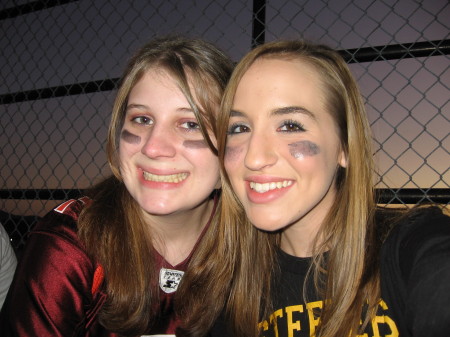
[78, 35, 233, 335]
[217, 40, 379, 336]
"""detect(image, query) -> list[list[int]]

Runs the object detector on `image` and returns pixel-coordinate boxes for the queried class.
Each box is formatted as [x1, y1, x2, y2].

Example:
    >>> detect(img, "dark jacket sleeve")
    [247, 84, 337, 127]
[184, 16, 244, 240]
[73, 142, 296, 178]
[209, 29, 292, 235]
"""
[0, 207, 99, 337]
[381, 207, 450, 337]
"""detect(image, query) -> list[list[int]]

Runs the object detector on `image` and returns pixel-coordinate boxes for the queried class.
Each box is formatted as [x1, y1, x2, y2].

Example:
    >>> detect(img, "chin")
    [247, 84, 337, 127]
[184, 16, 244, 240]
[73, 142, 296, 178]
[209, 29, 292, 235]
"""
[139, 202, 175, 215]
[249, 218, 286, 233]
[143, 208, 176, 217]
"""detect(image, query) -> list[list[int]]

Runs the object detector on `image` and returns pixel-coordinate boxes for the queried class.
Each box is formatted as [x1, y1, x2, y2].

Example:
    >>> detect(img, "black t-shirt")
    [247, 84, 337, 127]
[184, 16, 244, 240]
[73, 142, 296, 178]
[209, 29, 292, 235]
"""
[210, 207, 450, 337]
[380, 206, 450, 336]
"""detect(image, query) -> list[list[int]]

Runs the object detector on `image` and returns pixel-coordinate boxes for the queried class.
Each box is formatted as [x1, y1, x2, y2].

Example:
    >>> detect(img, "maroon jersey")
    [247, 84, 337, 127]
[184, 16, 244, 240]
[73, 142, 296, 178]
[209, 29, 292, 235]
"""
[0, 196, 217, 336]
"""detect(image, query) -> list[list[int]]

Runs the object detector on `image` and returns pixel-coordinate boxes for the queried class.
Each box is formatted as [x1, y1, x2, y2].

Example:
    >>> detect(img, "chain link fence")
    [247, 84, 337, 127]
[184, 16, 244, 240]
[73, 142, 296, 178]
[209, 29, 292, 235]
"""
[1, 0, 449, 251]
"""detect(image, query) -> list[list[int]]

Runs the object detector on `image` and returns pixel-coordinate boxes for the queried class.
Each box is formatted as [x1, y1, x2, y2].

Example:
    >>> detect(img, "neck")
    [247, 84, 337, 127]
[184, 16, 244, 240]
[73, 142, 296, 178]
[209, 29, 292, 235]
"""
[280, 211, 326, 258]
[280, 226, 317, 258]
[281, 185, 337, 257]
[144, 198, 215, 266]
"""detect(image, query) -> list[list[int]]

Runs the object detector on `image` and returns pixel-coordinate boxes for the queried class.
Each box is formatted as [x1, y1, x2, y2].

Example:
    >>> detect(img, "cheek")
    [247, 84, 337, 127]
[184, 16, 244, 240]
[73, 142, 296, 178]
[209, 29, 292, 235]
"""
[189, 147, 220, 172]
[183, 139, 208, 149]
[194, 150, 221, 186]
[288, 140, 320, 160]
[121, 129, 141, 144]
[119, 130, 141, 168]
[224, 145, 244, 168]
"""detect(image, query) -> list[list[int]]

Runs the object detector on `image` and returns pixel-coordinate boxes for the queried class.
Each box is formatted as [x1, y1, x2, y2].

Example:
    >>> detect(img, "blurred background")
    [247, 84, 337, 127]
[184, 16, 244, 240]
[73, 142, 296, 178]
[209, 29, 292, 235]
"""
[1, 0, 449, 250]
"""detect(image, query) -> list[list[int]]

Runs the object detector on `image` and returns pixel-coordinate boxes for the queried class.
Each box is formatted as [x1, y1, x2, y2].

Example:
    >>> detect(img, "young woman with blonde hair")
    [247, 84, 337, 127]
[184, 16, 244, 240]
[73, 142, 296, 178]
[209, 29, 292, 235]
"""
[211, 39, 450, 337]
[0, 36, 233, 336]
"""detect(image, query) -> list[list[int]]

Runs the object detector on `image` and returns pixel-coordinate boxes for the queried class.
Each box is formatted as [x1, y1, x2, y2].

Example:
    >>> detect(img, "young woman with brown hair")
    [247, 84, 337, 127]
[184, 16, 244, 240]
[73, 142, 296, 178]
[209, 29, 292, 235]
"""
[0, 35, 233, 336]
[212, 39, 450, 337]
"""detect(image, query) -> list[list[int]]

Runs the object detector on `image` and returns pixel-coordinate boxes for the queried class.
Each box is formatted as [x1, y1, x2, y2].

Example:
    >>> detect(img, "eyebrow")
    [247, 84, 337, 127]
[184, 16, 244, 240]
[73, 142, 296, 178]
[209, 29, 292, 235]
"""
[230, 109, 245, 117]
[271, 106, 316, 120]
[229, 106, 316, 120]
[126, 103, 147, 111]
[126, 103, 194, 113]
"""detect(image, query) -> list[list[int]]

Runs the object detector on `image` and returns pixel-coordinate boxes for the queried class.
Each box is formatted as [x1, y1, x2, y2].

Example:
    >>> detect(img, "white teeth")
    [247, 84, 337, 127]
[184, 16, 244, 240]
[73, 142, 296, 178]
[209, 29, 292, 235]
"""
[249, 180, 293, 193]
[143, 171, 188, 183]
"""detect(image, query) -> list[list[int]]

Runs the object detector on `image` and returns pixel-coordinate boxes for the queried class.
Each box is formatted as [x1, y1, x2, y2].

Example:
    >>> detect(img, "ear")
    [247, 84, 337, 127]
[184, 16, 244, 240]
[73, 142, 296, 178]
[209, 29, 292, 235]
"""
[338, 149, 348, 168]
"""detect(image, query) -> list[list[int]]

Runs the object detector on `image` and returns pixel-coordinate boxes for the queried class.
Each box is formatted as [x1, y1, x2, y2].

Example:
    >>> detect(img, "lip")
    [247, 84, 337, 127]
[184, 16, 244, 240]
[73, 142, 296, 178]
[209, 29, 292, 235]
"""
[244, 175, 294, 204]
[138, 167, 189, 189]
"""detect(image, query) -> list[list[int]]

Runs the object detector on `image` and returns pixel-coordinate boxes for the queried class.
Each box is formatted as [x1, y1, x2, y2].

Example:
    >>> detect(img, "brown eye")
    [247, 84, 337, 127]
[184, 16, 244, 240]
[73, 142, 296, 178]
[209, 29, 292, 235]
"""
[278, 120, 305, 132]
[180, 121, 200, 131]
[132, 116, 153, 125]
[228, 123, 250, 134]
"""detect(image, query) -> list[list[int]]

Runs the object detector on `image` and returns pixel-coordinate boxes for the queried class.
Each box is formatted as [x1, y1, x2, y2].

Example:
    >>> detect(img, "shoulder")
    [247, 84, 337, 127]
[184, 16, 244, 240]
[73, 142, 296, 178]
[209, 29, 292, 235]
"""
[383, 206, 450, 250]
[14, 198, 97, 290]
[22, 197, 94, 272]
[379, 207, 450, 336]
[32, 197, 92, 242]
[381, 206, 450, 282]
[0, 198, 105, 336]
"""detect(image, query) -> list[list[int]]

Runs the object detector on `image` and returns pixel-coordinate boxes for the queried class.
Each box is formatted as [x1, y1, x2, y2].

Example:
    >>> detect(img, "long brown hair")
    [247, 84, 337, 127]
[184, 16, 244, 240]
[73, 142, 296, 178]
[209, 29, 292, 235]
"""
[216, 40, 379, 336]
[78, 35, 233, 336]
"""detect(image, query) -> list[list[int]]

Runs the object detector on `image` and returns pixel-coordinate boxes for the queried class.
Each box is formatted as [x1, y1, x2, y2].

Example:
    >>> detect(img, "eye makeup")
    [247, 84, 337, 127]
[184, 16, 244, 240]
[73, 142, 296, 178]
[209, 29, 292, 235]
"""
[121, 129, 141, 144]
[288, 140, 319, 159]
[224, 145, 243, 162]
[183, 139, 208, 149]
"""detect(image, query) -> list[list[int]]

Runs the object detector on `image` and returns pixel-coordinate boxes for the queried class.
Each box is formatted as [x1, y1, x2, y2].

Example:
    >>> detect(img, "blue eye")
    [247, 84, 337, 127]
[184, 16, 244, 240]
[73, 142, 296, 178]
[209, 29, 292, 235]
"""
[227, 123, 250, 135]
[278, 120, 305, 132]
[132, 116, 153, 125]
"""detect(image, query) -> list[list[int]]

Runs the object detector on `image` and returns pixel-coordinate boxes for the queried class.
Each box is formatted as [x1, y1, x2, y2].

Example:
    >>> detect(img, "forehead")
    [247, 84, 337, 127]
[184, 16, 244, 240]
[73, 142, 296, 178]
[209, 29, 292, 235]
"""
[233, 58, 326, 116]
[128, 68, 188, 105]
[133, 67, 178, 91]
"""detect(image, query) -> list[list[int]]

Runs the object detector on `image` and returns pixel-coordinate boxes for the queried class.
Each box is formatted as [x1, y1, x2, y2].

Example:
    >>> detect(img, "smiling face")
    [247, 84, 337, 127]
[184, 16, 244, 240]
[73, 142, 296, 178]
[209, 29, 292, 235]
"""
[118, 68, 220, 217]
[224, 58, 346, 234]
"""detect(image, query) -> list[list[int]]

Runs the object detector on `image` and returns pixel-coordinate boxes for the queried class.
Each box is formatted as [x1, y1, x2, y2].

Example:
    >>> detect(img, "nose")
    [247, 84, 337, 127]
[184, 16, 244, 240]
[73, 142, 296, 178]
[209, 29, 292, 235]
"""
[244, 132, 277, 171]
[141, 125, 177, 158]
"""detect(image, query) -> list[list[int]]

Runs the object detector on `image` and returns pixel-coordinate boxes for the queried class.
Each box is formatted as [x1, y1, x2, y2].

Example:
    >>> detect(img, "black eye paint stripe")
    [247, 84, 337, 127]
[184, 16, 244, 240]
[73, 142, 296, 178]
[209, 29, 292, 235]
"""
[288, 140, 320, 159]
[224, 145, 243, 162]
[121, 129, 141, 144]
[183, 139, 208, 149]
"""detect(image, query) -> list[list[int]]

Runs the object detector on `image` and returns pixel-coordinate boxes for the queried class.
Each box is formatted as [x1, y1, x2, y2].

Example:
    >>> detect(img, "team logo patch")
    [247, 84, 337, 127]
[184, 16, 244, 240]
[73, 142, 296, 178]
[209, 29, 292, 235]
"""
[159, 268, 184, 294]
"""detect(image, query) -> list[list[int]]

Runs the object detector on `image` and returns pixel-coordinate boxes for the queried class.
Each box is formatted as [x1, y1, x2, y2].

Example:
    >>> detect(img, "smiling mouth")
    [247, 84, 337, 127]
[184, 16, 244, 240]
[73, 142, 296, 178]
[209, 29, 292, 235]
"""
[143, 171, 188, 183]
[249, 181, 293, 193]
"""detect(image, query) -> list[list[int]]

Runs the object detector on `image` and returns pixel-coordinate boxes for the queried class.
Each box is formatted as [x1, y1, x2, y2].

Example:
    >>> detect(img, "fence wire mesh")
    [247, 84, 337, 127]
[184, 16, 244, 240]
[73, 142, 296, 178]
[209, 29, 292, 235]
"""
[1, 0, 449, 250]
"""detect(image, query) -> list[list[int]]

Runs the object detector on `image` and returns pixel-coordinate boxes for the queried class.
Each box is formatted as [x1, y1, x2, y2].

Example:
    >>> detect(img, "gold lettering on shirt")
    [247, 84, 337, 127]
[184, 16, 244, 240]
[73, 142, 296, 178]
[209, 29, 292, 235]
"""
[270, 309, 284, 337]
[259, 298, 399, 337]
[286, 305, 303, 337]
[306, 301, 322, 336]
[259, 319, 269, 332]
[370, 300, 399, 337]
